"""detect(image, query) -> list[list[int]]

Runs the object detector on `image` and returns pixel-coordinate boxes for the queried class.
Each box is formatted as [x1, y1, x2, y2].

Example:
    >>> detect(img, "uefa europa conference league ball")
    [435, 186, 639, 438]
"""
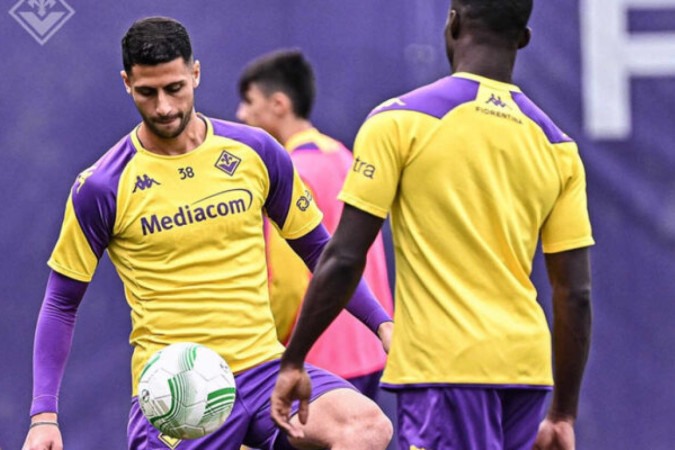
[138, 342, 236, 439]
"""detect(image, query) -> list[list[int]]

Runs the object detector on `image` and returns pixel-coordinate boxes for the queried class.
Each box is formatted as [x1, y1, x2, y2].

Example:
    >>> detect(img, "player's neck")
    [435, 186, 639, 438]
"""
[452, 44, 516, 84]
[138, 112, 207, 156]
[277, 118, 313, 146]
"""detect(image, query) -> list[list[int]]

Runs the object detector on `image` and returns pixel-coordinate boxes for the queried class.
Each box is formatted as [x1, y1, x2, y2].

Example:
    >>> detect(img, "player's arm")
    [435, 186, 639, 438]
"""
[23, 270, 88, 450]
[535, 246, 592, 450]
[286, 220, 391, 338]
[271, 204, 384, 437]
[284, 206, 387, 360]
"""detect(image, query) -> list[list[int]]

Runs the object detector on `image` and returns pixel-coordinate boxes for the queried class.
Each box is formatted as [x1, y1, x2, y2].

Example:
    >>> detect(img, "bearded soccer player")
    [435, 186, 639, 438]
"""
[272, 1, 593, 450]
[22, 17, 392, 450]
[236, 49, 394, 401]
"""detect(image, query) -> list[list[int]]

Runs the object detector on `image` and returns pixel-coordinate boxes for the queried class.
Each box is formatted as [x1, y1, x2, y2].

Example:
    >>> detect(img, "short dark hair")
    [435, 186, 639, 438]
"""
[455, 0, 533, 40]
[121, 17, 193, 74]
[238, 49, 316, 119]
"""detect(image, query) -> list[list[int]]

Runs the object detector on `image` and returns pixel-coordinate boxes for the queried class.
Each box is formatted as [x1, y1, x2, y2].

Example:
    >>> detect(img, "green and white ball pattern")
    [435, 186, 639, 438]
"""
[138, 342, 237, 439]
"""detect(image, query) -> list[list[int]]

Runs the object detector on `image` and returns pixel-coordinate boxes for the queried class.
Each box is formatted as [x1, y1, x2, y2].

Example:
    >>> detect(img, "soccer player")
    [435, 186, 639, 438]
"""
[271, 1, 594, 450]
[236, 49, 394, 401]
[22, 17, 393, 450]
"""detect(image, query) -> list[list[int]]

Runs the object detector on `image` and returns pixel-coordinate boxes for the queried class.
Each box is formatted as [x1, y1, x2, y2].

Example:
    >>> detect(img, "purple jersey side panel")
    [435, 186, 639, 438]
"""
[368, 76, 480, 120]
[396, 387, 547, 450]
[127, 359, 353, 450]
[70, 136, 137, 259]
[512, 92, 573, 144]
[210, 119, 296, 229]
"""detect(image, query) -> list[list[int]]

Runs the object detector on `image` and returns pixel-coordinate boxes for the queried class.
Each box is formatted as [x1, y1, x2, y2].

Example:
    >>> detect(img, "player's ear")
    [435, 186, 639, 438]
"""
[449, 9, 460, 39]
[271, 92, 291, 116]
[121, 70, 132, 95]
[192, 60, 201, 88]
[518, 27, 531, 50]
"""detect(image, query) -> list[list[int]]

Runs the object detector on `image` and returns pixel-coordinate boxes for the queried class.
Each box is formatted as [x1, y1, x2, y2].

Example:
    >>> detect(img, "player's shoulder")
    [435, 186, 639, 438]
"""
[367, 76, 480, 120]
[510, 92, 574, 145]
[207, 117, 291, 176]
[72, 134, 137, 198]
[290, 129, 350, 156]
[209, 117, 282, 153]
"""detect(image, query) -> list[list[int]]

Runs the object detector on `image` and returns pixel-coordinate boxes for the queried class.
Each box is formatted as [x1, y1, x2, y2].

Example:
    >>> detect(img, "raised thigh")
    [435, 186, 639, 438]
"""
[288, 386, 388, 450]
[245, 360, 356, 450]
[396, 387, 503, 450]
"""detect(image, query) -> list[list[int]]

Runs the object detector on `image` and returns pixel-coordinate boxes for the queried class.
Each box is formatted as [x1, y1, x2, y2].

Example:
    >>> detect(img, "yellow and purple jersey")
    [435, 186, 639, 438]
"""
[48, 116, 322, 395]
[340, 73, 594, 387]
[265, 128, 393, 379]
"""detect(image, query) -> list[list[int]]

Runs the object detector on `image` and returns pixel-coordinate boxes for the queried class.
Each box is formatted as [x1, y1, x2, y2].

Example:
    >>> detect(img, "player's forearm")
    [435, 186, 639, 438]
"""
[343, 279, 391, 334]
[549, 283, 592, 420]
[282, 243, 365, 367]
[31, 271, 87, 415]
[287, 224, 391, 335]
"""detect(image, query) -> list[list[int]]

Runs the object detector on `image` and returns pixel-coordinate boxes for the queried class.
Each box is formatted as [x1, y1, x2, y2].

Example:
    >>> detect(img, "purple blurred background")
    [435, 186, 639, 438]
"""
[2, 1, 674, 449]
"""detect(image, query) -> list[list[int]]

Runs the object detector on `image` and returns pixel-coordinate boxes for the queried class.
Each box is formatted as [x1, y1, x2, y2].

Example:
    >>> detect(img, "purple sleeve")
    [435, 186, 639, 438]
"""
[30, 271, 88, 416]
[287, 224, 392, 333]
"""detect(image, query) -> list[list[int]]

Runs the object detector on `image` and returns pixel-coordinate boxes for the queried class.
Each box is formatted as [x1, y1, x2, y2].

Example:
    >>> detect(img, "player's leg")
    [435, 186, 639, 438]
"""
[284, 387, 392, 450]
[396, 386, 504, 450]
[500, 389, 548, 450]
[243, 360, 391, 450]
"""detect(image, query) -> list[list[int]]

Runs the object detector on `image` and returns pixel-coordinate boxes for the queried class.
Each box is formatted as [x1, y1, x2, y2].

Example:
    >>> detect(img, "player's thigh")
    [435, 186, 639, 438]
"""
[244, 361, 357, 449]
[396, 387, 505, 450]
[288, 387, 388, 450]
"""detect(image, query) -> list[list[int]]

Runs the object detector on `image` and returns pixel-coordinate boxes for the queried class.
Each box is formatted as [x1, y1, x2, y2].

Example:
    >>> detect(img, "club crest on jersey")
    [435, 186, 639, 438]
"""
[215, 150, 241, 176]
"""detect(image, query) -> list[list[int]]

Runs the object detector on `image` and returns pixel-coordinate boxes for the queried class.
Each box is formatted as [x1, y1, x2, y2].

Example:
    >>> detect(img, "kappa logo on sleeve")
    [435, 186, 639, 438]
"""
[75, 165, 97, 193]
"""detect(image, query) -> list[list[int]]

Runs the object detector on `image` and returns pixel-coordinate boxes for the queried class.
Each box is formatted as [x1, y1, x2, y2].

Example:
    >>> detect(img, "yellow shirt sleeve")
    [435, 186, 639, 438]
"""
[541, 142, 595, 253]
[339, 112, 407, 218]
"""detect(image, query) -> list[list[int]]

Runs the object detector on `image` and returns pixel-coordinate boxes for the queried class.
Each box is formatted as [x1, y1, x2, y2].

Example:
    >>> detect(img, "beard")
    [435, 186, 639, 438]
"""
[140, 107, 193, 140]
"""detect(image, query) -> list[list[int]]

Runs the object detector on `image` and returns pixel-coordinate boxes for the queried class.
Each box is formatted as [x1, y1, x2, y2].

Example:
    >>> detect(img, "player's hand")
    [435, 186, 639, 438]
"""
[270, 362, 312, 439]
[22, 413, 63, 450]
[377, 321, 394, 353]
[533, 416, 575, 450]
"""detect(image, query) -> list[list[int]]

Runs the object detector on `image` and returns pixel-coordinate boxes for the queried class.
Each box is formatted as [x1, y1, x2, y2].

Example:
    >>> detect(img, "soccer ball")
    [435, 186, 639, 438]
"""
[137, 342, 237, 439]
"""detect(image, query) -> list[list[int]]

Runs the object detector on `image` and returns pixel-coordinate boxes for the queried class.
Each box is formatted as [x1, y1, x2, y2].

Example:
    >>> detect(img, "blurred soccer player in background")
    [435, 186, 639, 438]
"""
[236, 49, 394, 401]
[271, 1, 594, 449]
[22, 16, 393, 450]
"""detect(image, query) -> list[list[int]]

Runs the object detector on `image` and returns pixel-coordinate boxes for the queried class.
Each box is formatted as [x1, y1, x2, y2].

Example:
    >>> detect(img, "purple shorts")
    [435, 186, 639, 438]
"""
[347, 370, 383, 402]
[395, 386, 549, 450]
[127, 359, 354, 450]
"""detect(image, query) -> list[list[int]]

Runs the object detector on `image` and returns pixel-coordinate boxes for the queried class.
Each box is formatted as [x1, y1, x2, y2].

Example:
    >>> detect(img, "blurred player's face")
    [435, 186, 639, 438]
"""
[236, 83, 281, 137]
[122, 58, 200, 139]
